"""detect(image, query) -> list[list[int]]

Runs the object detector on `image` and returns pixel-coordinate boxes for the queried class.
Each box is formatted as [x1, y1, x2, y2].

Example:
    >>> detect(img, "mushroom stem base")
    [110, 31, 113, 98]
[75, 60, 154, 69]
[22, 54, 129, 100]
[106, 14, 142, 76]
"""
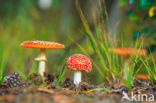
[73, 71, 81, 86]
[39, 61, 46, 76]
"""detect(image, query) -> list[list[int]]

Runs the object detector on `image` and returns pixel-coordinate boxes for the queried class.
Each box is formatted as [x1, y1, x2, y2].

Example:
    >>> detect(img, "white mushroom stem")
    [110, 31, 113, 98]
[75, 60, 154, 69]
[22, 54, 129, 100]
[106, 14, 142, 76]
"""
[39, 61, 46, 76]
[73, 71, 81, 86]
[35, 48, 47, 76]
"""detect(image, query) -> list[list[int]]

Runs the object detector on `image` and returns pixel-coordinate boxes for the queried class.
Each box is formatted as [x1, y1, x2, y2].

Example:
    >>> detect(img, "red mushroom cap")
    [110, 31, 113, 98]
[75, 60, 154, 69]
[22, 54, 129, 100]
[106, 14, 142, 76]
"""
[66, 54, 92, 72]
[136, 74, 150, 80]
[108, 48, 146, 56]
[20, 40, 65, 49]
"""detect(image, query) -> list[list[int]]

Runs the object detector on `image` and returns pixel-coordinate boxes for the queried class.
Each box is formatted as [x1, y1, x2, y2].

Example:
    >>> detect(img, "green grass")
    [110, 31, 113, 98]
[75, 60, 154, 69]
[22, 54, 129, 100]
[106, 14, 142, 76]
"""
[140, 55, 156, 85]
[0, 49, 9, 84]
[76, 0, 118, 81]
[76, 0, 109, 81]
[56, 60, 67, 88]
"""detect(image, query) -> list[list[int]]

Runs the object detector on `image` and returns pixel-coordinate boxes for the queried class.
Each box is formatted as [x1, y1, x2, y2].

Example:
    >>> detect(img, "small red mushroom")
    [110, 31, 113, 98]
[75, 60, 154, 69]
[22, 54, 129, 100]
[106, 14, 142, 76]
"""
[20, 40, 65, 76]
[66, 54, 92, 85]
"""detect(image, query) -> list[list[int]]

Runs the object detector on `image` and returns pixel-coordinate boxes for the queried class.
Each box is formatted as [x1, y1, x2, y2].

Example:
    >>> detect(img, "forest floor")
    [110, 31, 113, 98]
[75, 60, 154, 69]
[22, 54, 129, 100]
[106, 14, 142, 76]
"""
[0, 72, 155, 103]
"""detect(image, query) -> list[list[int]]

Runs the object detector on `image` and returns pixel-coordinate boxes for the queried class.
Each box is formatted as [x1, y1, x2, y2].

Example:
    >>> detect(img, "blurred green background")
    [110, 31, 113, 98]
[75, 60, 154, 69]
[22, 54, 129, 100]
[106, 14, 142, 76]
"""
[0, 0, 155, 84]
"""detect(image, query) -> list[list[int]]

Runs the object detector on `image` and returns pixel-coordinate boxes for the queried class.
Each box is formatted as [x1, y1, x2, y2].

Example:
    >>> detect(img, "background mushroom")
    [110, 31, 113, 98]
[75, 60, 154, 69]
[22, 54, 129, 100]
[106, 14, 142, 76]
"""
[66, 54, 92, 86]
[136, 74, 150, 80]
[20, 40, 65, 76]
[109, 48, 147, 78]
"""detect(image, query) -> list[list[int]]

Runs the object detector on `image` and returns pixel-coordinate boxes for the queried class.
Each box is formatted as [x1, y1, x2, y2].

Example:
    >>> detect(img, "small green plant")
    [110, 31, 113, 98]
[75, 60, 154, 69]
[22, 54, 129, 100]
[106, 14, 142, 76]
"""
[0, 49, 9, 84]
[76, 0, 112, 82]
[56, 61, 67, 88]
[124, 56, 139, 89]
[141, 55, 156, 85]
[0, 60, 7, 85]
[76, 0, 117, 81]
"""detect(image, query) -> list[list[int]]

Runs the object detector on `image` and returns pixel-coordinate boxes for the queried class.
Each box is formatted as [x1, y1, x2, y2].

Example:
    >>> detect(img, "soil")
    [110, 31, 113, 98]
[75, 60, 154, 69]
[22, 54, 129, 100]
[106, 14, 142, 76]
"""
[0, 72, 155, 103]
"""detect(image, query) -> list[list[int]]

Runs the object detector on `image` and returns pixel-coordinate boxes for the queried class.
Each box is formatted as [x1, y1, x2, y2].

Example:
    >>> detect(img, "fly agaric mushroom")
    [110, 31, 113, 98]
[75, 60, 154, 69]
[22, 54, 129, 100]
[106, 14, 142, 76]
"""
[136, 74, 150, 80]
[108, 47, 147, 63]
[20, 40, 65, 76]
[66, 54, 92, 85]
[109, 48, 147, 78]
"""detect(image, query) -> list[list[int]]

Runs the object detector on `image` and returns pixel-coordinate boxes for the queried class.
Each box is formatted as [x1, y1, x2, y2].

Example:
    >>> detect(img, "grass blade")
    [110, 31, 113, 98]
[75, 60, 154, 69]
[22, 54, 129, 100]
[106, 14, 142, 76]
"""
[56, 61, 67, 87]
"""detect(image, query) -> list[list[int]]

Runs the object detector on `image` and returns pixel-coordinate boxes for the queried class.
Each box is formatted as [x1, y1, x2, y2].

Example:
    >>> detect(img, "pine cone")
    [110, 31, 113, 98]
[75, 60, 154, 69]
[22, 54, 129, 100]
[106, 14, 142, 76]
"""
[44, 73, 55, 89]
[63, 78, 75, 90]
[4, 72, 23, 88]
[78, 82, 90, 91]
[44, 72, 55, 84]
[29, 73, 43, 86]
